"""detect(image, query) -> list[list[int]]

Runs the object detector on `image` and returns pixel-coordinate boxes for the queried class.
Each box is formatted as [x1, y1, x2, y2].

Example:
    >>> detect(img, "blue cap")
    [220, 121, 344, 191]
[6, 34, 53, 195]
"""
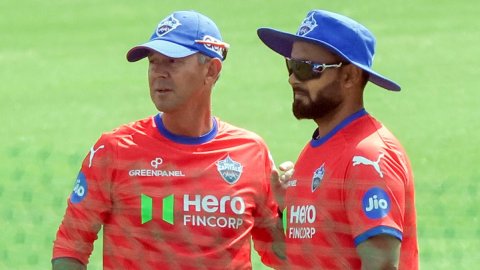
[257, 10, 401, 91]
[127, 10, 229, 62]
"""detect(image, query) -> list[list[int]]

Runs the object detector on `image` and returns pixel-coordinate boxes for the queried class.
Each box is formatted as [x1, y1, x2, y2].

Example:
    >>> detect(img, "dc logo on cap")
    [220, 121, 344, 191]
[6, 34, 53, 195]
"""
[156, 14, 181, 37]
[297, 13, 318, 36]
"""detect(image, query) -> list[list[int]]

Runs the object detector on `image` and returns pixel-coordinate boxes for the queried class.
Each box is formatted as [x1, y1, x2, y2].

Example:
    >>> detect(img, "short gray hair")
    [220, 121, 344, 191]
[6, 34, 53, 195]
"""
[197, 53, 220, 83]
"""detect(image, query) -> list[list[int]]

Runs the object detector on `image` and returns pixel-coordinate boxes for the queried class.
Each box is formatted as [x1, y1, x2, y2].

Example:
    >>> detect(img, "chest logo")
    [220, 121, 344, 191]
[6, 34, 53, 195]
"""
[150, 157, 163, 168]
[311, 163, 325, 192]
[352, 152, 385, 178]
[216, 155, 243, 185]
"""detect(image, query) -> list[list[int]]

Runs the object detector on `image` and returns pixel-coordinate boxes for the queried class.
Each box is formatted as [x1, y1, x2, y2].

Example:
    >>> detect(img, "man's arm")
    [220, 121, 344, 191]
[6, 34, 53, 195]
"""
[52, 257, 86, 270]
[356, 234, 401, 270]
[52, 138, 113, 267]
[270, 216, 286, 260]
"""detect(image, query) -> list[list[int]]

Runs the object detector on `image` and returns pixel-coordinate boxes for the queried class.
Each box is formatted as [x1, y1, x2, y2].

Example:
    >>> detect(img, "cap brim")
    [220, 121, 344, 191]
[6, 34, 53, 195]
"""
[257, 28, 401, 91]
[126, 40, 199, 62]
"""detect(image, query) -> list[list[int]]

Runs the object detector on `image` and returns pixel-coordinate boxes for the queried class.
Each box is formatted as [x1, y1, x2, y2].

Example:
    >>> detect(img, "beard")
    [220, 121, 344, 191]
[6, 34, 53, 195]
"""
[292, 79, 342, 120]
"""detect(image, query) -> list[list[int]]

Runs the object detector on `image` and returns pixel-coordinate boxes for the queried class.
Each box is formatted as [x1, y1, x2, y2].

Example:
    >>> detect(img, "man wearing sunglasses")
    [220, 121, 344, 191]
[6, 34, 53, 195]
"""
[258, 10, 418, 269]
[52, 10, 285, 270]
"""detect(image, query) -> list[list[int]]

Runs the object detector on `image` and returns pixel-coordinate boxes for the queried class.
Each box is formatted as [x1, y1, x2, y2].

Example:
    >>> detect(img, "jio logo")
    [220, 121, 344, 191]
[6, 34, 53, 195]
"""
[362, 187, 390, 219]
[70, 172, 88, 204]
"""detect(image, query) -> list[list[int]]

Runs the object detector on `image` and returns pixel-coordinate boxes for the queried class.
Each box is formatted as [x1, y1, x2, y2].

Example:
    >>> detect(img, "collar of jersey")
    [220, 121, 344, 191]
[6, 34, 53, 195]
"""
[154, 113, 218, 145]
[310, 108, 368, 148]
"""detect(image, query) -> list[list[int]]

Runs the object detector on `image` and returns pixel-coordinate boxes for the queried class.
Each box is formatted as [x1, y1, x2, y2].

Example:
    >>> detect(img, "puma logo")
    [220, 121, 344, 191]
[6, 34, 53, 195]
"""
[352, 152, 385, 178]
[88, 145, 105, 168]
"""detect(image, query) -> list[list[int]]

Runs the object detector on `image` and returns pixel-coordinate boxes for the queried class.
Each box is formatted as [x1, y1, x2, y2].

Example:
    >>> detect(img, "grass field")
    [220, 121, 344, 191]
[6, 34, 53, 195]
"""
[1, 0, 479, 269]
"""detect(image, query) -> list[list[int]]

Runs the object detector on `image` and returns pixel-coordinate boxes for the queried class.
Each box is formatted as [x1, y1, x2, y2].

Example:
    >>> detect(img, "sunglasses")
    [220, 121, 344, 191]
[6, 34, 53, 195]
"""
[195, 40, 230, 60]
[285, 58, 347, 81]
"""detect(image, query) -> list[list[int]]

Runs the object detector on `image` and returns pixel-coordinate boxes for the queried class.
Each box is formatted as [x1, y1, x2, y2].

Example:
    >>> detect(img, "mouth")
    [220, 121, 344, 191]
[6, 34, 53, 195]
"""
[154, 88, 173, 94]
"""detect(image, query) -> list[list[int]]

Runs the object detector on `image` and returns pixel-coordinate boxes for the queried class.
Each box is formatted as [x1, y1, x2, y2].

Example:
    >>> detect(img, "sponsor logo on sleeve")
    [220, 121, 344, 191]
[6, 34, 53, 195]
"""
[362, 187, 391, 219]
[70, 172, 88, 204]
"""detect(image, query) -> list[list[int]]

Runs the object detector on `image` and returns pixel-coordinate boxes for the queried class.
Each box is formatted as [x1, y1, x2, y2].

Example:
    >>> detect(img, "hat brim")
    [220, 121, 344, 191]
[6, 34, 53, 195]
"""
[126, 40, 199, 62]
[257, 28, 401, 91]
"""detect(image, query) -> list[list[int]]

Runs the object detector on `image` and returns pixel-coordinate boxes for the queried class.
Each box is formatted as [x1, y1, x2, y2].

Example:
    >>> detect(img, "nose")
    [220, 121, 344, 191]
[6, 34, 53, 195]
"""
[149, 63, 169, 78]
[288, 73, 301, 87]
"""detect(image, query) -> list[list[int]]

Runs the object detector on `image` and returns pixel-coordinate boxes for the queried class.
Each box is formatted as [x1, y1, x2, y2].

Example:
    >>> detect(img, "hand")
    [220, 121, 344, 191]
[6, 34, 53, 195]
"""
[270, 161, 294, 210]
[52, 258, 86, 270]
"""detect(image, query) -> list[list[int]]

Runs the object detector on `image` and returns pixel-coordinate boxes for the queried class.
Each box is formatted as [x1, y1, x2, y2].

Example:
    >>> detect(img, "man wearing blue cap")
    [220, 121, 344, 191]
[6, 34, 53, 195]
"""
[258, 10, 418, 269]
[52, 10, 284, 270]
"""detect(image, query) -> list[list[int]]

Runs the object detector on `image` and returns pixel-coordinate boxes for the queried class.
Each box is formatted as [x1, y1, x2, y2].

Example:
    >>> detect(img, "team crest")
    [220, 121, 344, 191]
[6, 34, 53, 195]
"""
[297, 13, 318, 36]
[311, 163, 325, 192]
[216, 155, 243, 184]
[156, 15, 181, 37]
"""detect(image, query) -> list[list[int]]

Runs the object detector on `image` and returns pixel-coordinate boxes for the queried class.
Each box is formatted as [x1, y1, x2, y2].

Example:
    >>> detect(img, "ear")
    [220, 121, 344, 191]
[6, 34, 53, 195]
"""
[205, 58, 222, 85]
[341, 64, 364, 89]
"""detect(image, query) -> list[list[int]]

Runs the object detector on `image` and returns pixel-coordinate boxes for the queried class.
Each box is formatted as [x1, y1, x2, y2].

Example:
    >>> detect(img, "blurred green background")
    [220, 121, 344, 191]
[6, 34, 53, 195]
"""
[1, 0, 479, 269]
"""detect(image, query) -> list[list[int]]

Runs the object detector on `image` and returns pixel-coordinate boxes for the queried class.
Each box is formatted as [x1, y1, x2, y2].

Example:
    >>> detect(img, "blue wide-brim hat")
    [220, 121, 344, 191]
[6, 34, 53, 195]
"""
[257, 10, 401, 91]
[127, 10, 229, 62]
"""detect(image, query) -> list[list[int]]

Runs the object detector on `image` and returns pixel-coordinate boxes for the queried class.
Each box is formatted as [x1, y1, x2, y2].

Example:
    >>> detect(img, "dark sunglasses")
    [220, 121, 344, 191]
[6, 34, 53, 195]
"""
[195, 39, 230, 60]
[286, 58, 348, 81]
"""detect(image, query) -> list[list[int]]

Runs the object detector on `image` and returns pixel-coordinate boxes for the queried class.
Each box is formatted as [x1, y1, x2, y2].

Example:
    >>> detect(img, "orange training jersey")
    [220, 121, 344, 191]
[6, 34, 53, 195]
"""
[284, 109, 418, 269]
[52, 114, 282, 270]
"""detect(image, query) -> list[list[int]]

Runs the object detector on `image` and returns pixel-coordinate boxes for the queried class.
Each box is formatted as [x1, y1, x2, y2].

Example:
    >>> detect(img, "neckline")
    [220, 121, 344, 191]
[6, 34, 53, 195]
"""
[310, 108, 368, 147]
[154, 113, 218, 145]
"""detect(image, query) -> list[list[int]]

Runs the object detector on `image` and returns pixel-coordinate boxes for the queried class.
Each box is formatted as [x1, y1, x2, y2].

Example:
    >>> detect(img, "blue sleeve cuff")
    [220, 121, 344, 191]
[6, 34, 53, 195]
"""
[354, 226, 403, 246]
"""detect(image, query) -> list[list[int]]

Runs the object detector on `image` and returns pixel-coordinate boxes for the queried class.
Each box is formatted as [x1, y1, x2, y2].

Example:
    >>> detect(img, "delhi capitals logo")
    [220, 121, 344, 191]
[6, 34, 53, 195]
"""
[311, 163, 325, 192]
[297, 13, 318, 36]
[156, 14, 181, 37]
[216, 155, 243, 184]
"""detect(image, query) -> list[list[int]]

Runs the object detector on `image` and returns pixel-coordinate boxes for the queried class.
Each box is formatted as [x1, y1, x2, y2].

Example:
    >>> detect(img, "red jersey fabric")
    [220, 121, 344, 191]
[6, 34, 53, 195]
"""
[284, 109, 418, 269]
[53, 114, 282, 269]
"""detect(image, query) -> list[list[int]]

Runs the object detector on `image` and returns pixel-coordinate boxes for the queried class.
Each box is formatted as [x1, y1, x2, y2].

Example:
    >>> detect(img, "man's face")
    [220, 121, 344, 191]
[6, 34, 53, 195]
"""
[147, 52, 209, 113]
[289, 41, 345, 120]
